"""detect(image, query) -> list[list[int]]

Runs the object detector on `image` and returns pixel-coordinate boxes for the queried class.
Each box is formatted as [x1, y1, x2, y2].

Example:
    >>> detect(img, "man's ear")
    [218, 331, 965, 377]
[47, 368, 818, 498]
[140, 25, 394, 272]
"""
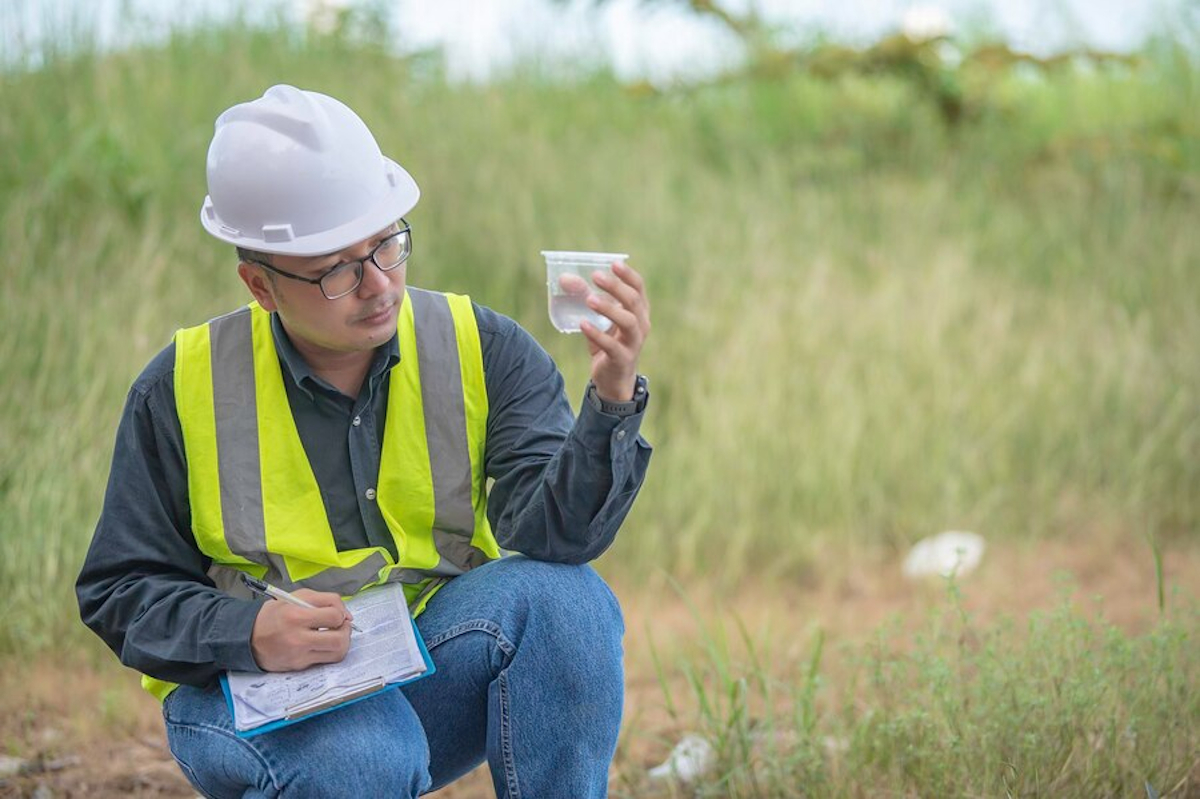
[237, 261, 278, 312]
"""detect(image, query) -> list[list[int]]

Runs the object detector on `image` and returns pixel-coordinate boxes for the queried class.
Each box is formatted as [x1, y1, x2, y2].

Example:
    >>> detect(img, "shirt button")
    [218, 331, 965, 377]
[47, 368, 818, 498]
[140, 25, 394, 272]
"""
[365, 488, 377, 501]
[352, 416, 362, 427]
[616, 430, 626, 441]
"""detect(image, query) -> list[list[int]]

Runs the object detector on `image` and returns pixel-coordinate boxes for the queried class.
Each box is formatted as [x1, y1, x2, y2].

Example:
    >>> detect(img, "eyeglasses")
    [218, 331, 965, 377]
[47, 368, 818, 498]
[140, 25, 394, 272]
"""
[245, 220, 412, 300]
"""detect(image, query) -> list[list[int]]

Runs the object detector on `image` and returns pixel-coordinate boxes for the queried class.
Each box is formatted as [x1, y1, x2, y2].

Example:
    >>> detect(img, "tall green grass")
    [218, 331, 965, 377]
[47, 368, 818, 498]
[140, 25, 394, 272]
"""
[0, 21, 1197, 652]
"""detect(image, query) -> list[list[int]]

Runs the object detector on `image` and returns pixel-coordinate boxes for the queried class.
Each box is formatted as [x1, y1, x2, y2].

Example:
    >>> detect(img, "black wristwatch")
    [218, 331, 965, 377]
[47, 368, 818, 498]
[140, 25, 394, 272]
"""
[586, 375, 649, 417]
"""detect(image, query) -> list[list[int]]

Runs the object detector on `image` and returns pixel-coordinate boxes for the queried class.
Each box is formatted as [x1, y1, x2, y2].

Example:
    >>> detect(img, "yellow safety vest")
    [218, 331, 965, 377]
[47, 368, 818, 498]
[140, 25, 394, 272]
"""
[143, 289, 499, 700]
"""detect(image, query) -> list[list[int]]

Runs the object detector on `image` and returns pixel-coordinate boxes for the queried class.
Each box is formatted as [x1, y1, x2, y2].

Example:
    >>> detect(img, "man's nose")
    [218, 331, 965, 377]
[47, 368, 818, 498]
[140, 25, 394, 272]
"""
[357, 258, 392, 296]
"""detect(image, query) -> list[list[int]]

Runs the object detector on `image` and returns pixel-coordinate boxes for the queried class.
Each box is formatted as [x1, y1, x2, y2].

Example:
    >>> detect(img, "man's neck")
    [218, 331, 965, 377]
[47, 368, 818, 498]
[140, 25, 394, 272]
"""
[289, 337, 375, 399]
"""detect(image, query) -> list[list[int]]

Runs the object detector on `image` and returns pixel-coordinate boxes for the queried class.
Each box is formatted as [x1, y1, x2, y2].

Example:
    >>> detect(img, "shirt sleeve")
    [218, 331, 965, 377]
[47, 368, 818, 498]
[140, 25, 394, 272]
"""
[477, 304, 652, 563]
[75, 344, 264, 686]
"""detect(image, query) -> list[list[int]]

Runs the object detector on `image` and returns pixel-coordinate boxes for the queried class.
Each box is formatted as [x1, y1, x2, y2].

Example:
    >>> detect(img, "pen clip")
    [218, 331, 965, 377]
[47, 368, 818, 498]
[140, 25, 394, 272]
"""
[240, 572, 270, 596]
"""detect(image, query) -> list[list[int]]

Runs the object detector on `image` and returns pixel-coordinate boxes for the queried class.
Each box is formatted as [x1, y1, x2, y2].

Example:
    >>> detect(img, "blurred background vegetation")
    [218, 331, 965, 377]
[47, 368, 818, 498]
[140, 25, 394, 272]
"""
[0, 0, 1196, 650]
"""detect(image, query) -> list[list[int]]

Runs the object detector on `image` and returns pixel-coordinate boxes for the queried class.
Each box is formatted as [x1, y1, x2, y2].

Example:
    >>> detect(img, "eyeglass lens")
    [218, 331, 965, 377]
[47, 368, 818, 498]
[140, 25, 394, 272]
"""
[320, 230, 411, 299]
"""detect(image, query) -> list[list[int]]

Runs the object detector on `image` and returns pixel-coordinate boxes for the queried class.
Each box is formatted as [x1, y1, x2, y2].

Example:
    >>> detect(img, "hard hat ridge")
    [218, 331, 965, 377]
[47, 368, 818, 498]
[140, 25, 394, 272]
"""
[215, 85, 333, 153]
[200, 84, 420, 257]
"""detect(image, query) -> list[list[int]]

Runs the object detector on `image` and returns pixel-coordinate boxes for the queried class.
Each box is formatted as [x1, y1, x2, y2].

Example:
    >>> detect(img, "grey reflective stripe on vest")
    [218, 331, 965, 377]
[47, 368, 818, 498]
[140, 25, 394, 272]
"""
[208, 307, 274, 577]
[208, 554, 392, 598]
[408, 289, 491, 575]
[282, 552, 388, 594]
[208, 307, 385, 595]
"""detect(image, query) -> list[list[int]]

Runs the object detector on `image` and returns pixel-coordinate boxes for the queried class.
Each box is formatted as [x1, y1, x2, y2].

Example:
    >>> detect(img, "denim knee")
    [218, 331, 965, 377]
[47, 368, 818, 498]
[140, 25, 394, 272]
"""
[502, 558, 625, 666]
[346, 733, 430, 798]
[508, 558, 622, 626]
[326, 689, 432, 798]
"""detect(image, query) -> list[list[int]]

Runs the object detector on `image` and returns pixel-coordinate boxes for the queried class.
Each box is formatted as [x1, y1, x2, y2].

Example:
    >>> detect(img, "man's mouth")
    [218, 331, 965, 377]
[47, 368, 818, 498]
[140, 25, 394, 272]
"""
[358, 299, 398, 323]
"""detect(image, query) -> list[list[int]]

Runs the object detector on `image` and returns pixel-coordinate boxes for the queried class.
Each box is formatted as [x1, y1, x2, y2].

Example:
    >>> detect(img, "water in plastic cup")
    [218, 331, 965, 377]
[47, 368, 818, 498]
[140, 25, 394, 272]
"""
[542, 251, 628, 334]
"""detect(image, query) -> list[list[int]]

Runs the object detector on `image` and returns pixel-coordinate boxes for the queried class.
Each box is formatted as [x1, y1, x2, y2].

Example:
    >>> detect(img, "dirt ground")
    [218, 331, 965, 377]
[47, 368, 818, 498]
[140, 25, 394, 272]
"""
[1, 533, 1194, 798]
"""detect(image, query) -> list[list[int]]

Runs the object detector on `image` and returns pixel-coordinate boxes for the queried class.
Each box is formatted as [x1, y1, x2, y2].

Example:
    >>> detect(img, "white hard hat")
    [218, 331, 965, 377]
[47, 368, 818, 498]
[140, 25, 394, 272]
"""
[200, 84, 420, 257]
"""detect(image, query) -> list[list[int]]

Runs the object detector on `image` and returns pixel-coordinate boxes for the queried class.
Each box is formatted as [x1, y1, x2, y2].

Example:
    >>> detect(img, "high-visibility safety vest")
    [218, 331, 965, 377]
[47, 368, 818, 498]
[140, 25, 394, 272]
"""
[141, 289, 500, 700]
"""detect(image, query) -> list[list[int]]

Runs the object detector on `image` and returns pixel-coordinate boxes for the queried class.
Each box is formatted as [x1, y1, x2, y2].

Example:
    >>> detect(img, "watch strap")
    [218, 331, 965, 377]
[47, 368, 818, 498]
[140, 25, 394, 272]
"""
[587, 375, 648, 417]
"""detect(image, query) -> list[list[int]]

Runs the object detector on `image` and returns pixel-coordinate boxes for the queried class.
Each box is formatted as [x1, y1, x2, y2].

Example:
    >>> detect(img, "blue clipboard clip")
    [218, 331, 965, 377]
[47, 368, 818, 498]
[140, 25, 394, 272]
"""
[285, 676, 389, 720]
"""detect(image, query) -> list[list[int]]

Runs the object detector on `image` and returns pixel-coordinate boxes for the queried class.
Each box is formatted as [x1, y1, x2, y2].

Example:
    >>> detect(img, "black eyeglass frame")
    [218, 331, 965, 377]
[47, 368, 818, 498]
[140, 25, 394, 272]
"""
[244, 219, 412, 300]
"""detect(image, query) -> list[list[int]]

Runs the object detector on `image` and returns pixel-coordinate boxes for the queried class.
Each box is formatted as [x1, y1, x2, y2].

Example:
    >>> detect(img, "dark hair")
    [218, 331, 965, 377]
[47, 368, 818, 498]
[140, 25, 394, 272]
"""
[236, 246, 271, 265]
[237, 247, 278, 286]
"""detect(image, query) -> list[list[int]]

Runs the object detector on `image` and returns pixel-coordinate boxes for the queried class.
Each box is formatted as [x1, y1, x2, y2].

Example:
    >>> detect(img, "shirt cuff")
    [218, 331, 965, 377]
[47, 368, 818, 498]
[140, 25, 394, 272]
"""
[573, 386, 648, 456]
[207, 597, 266, 673]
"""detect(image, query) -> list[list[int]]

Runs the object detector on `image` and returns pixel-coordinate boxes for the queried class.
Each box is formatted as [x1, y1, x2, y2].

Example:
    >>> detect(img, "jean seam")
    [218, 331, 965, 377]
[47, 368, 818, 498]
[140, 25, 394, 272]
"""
[423, 619, 521, 797]
[497, 670, 522, 799]
[171, 756, 210, 798]
[425, 619, 516, 660]
[166, 718, 282, 796]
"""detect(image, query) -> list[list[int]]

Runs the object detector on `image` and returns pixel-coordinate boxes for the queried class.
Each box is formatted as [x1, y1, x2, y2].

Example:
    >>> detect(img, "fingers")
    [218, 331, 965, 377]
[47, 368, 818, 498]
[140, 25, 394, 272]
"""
[304, 627, 353, 660]
[557, 272, 590, 298]
[593, 263, 650, 327]
[585, 266, 650, 349]
[578, 320, 612, 352]
[580, 312, 638, 380]
[612, 259, 646, 293]
[292, 589, 354, 630]
[578, 261, 651, 401]
[587, 293, 639, 336]
[251, 597, 353, 671]
[291, 588, 343, 608]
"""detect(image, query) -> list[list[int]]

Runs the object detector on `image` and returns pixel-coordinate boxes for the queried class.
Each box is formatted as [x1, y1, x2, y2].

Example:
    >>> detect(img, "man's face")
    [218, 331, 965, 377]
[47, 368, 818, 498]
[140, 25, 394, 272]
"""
[240, 225, 407, 357]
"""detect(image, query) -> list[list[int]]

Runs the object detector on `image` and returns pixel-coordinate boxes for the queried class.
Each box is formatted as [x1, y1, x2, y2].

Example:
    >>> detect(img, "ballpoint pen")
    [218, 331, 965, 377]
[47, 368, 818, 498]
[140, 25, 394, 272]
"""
[240, 573, 362, 633]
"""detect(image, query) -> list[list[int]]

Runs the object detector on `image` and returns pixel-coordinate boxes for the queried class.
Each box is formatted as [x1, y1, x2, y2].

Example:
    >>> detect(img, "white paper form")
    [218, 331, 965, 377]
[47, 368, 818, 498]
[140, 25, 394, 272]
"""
[226, 582, 427, 731]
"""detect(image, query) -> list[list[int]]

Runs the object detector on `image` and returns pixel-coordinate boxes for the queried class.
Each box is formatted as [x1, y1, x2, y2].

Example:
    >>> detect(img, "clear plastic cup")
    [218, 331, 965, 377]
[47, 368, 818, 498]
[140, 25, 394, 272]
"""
[542, 251, 628, 334]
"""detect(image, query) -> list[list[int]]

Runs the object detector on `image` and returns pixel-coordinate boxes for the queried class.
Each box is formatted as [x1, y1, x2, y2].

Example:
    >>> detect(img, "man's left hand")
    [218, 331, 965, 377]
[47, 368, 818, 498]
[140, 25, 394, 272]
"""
[579, 261, 651, 402]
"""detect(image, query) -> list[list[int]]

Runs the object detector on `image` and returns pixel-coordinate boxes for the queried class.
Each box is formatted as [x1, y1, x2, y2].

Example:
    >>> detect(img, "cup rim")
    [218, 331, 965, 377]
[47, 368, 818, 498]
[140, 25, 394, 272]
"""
[541, 250, 629, 263]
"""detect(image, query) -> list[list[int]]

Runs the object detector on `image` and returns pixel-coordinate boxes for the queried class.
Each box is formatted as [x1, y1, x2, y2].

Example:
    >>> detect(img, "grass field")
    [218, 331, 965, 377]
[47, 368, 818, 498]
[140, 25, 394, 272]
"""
[0, 9, 1197, 797]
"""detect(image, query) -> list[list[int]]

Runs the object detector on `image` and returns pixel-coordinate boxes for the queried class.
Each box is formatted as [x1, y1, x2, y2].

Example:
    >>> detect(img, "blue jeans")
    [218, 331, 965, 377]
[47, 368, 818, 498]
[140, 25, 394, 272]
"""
[163, 556, 625, 798]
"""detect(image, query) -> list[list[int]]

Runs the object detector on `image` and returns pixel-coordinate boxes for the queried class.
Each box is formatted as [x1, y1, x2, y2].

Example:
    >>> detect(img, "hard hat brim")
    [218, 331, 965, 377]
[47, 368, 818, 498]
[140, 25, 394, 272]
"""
[200, 157, 420, 257]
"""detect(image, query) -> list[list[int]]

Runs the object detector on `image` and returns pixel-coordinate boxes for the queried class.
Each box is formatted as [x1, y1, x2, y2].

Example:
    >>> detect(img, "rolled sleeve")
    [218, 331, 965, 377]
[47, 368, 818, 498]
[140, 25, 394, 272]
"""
[477, 305, 652, 563]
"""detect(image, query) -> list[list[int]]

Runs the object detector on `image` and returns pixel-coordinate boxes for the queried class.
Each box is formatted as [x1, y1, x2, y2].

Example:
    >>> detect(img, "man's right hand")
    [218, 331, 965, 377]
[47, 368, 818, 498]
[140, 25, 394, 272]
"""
[249, 589, 353, 672]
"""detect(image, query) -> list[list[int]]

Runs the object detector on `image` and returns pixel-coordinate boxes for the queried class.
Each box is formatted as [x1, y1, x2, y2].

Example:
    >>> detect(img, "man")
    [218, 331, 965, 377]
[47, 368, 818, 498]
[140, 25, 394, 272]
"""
[76, 84, 651, 798]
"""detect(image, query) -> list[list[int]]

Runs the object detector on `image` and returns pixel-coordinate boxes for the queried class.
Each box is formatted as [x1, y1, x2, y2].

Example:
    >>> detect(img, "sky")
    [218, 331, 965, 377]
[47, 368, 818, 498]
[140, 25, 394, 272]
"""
[387, 0, 1182, 82]
[2, 0, 1188, 79]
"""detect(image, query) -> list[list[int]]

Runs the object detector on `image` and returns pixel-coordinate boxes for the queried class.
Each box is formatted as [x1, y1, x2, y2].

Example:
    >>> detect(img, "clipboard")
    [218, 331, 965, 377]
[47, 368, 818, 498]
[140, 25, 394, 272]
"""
[220, 586, 436, 738]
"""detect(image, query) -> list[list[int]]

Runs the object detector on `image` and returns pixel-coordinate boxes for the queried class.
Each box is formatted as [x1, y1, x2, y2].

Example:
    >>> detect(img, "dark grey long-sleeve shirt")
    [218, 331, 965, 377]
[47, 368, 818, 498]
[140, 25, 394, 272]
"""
[76, 299, 650, 688]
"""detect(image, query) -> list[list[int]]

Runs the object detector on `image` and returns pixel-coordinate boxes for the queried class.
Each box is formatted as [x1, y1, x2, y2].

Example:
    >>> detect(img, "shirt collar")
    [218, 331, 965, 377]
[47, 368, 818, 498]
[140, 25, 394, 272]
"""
[269, 311, 401, 400]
